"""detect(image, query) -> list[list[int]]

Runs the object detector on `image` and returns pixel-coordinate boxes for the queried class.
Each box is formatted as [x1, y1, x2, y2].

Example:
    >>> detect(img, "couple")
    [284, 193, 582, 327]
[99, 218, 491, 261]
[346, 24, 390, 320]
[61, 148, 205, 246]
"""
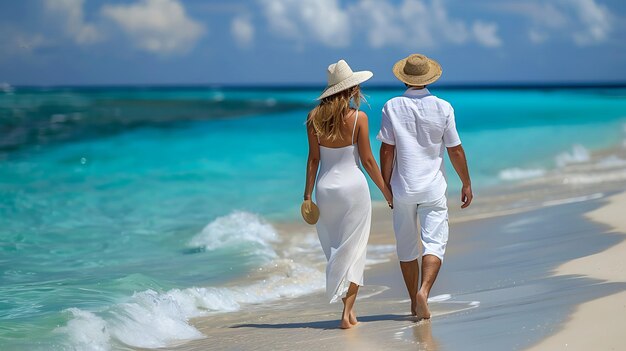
[302, 54, 472, 329]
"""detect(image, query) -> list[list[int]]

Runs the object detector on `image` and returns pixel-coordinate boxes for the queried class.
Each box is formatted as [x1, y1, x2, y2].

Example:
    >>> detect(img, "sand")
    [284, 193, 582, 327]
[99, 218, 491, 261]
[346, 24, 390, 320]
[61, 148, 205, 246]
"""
[143, 188, 626, 351]
[526, 191, 626, 351]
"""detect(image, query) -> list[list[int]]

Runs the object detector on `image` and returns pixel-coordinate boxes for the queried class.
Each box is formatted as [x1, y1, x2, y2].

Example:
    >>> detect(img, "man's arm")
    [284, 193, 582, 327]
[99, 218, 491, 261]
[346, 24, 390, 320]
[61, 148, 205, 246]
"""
[380, 143, 395, 189]
[447, 144, 473, 208]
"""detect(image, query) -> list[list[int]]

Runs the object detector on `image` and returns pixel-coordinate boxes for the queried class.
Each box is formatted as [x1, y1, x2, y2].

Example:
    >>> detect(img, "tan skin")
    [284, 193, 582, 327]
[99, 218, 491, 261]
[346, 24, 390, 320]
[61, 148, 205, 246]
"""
[304, 103, 393, 329]
[380, 85, 473, 320]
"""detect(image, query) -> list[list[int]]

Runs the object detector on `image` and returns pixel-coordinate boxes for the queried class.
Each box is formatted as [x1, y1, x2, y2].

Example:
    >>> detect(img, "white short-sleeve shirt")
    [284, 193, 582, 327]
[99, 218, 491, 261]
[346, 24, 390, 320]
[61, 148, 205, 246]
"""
[377, 87, 461, 204]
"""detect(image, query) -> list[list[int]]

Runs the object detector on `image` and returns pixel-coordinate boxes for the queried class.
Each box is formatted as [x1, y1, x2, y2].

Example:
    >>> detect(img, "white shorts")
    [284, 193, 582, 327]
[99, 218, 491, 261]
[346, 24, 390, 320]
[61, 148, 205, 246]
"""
[392, 195, 449, 262]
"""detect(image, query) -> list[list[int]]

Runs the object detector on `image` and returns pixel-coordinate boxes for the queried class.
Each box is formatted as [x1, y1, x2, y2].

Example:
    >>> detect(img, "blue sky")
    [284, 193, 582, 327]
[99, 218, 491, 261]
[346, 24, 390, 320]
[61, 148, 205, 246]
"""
[0, 0, 625, 86]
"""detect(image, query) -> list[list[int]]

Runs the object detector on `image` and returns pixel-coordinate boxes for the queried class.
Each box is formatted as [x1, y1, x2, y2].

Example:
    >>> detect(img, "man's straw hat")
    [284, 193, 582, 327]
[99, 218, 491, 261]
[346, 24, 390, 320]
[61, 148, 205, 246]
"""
[392, 54, 442, 86]
[301, 200, 320, 225]
[317, 59, 373, 100]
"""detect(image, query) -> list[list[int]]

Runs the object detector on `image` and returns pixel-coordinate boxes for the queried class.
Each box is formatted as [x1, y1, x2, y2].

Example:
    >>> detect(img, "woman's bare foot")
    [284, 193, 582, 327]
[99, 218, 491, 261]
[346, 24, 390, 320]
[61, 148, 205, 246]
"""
[340, 317, 353, 329]
[415, 291, 431, 320]
[349, 310, 358, 325]
[342, 297, 358, 325]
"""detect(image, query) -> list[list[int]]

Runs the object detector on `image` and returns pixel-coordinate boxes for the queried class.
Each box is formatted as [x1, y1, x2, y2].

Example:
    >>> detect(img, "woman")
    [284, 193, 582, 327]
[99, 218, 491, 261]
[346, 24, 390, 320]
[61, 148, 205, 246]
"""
[303, 59, 393, 329]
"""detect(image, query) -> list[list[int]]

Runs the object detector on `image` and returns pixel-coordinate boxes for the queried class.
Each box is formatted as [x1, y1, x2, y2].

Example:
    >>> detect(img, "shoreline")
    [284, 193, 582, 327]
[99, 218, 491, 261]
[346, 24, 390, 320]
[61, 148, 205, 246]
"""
[76, 135, 626, 351]
[153, 184, 626, 351]
[526, 191, 626, 350]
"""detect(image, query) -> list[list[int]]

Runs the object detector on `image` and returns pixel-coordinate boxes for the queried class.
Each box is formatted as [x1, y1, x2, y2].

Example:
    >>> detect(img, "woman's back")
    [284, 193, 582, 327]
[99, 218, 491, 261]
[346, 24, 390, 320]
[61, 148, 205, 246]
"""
[317, 108, 362, 180]
[317, 108, 360, 149]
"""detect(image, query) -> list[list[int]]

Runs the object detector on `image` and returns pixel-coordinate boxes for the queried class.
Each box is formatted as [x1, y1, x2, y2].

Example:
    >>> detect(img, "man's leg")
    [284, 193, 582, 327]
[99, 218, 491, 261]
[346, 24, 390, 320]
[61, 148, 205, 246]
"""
[419, 255, 442, 298]
[392, 200, 420, 315]
[416, 255, 441, 319]
[416, 196, 449, 320]
[400, 259, 419, 315]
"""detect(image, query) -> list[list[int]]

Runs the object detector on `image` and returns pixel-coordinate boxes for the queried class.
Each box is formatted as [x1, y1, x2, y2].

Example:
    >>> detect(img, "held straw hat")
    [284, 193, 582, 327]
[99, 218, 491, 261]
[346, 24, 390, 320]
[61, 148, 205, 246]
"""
[301, 199, 320, 225]
[392, 54, 442, 86]
[317, 59, 373, 100]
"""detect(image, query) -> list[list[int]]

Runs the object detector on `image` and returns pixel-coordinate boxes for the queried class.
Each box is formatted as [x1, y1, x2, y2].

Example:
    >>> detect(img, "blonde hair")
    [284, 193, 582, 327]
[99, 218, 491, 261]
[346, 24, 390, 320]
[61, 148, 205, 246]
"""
[308, 86, 363, 141]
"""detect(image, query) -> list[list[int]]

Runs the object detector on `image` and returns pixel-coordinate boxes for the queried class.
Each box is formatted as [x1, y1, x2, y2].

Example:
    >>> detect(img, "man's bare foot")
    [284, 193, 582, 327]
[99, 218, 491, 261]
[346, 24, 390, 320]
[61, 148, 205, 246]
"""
[411, 298, 418, 316]
[415, 292, 431, 320]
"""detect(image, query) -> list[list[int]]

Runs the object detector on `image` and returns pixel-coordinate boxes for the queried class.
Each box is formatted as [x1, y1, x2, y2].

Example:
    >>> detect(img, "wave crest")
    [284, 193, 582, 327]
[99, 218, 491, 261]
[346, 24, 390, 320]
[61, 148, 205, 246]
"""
[188, 211, 279, 260]
[57, 212, 325, 350]
[498, 167, 547, 181]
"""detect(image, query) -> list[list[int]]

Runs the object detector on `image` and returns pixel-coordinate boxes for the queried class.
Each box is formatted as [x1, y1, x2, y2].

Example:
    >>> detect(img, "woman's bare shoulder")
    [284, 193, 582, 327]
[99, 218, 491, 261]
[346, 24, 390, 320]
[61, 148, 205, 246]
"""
[356, 110, 369, 124]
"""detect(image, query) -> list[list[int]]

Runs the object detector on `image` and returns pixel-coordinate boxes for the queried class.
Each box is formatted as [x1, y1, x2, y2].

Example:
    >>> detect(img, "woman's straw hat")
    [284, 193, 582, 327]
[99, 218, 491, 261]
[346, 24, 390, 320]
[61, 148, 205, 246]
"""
[317, 59, 373, 100]
[301, 200, 320, 225]
[392, 54, 442, 86]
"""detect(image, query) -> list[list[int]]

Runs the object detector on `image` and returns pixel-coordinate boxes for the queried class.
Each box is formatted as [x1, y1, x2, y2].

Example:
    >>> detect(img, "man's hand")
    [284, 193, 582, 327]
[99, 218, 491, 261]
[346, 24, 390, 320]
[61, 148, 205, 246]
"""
[447, 144, 472, 208]
[461, 184, 473, 209]
[384, 183, 393, 209]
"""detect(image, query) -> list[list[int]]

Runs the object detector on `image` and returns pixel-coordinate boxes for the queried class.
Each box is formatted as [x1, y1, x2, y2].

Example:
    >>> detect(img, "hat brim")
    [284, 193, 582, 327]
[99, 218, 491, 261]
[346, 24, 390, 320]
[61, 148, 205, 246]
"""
[392, 58, 442, 86]
[317, 71, 373, 100]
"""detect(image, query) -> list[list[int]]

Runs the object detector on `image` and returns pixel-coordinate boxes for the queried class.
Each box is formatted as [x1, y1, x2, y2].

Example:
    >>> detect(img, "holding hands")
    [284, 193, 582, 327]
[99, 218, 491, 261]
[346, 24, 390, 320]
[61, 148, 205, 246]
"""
[383, 186, 393, 209]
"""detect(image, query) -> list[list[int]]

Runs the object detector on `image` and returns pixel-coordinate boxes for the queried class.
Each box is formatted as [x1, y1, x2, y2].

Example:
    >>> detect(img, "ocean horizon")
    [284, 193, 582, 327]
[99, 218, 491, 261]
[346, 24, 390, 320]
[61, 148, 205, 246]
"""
[6, 80, 626, 90]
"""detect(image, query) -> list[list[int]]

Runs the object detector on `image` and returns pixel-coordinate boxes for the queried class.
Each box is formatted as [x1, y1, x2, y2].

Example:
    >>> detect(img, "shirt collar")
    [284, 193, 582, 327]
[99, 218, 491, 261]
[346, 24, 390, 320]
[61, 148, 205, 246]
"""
[403, 87, 431, 97]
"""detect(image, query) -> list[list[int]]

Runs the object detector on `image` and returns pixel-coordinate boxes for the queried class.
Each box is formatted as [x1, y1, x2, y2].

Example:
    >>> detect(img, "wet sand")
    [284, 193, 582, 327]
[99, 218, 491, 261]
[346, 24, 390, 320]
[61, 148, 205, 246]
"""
[140, 186, 626, 351]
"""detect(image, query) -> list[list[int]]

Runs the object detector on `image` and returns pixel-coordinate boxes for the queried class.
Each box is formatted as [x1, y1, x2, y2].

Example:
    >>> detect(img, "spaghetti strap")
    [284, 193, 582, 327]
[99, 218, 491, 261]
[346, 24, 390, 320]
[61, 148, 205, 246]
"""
[351, 109, 359, 144]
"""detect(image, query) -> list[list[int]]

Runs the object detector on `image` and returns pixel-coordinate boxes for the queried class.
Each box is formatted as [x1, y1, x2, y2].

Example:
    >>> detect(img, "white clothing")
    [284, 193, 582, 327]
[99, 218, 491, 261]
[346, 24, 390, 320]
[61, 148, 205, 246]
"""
[392, 195, 449, 262]
[376, 87, 461, 204]
[315, 111, 371, 303]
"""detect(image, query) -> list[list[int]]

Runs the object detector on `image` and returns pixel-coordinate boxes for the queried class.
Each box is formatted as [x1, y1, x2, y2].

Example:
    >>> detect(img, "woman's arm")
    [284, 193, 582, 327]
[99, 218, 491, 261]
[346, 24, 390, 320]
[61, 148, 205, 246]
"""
[356, 112, 393, 207]
[303, 118, 320, 200]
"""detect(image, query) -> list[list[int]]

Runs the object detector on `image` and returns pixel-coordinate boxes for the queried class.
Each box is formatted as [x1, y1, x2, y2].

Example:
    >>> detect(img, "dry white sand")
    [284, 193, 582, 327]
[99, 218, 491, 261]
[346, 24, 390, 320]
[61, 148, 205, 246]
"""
[527, 191, 626, 351]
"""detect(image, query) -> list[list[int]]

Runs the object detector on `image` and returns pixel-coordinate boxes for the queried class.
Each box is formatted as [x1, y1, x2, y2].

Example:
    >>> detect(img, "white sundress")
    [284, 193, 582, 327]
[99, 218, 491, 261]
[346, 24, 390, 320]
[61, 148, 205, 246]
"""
[315, 110, 372, 303]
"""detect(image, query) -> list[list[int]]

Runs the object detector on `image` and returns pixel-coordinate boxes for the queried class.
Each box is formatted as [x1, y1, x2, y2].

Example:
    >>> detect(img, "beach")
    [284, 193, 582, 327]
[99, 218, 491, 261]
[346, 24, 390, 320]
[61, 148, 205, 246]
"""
[527, 191, 626, 351]
[156, 180, 626, 350]
[2, 86, 626, 350]
[161, 135, 626, 350]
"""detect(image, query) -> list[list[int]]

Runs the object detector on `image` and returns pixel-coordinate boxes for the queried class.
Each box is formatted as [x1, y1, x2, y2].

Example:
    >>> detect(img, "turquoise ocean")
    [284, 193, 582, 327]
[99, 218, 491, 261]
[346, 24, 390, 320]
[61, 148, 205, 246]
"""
[1, 85, 626, 350]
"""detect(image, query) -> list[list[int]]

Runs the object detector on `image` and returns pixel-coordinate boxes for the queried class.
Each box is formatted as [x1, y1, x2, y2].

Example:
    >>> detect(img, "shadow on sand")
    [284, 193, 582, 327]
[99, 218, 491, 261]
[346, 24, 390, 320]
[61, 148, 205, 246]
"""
[231, 313, 416, 330]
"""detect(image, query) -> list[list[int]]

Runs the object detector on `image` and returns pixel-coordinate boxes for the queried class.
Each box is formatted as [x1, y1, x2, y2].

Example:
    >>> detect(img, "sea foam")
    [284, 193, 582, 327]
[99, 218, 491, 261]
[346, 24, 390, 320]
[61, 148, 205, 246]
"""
[188, 211, 280, 260]
[498, 167, 547, 181]
[57, 212, 326, 350]
[555, 144, 591, 167]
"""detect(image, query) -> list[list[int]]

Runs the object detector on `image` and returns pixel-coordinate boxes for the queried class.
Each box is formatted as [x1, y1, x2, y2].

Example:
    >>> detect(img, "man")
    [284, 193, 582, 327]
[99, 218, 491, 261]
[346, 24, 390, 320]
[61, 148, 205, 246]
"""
[377, 54, 472, 320]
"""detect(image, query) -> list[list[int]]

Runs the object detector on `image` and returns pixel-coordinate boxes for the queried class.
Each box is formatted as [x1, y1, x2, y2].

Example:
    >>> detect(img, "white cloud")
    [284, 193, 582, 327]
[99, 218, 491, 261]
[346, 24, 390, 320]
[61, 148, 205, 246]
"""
[472, 21, 502, 48]
[258, 0, 350, 47]
[414, 0, 469, 45]
[101, 0, 205, 55]
[528, 29, 548, 44]
[12, 32, 48, 52]
[348, 0, 499, 49]
[0, 26, 50, 61]
[258, 0, 501, 49]
[231, 15, 254, 48]
[349, 0, 404, 48]
[495, 0, 611, 46]
[44, 0, 102, 44]
[568, 0, 611, 45]
[494, 3, 568, 29]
